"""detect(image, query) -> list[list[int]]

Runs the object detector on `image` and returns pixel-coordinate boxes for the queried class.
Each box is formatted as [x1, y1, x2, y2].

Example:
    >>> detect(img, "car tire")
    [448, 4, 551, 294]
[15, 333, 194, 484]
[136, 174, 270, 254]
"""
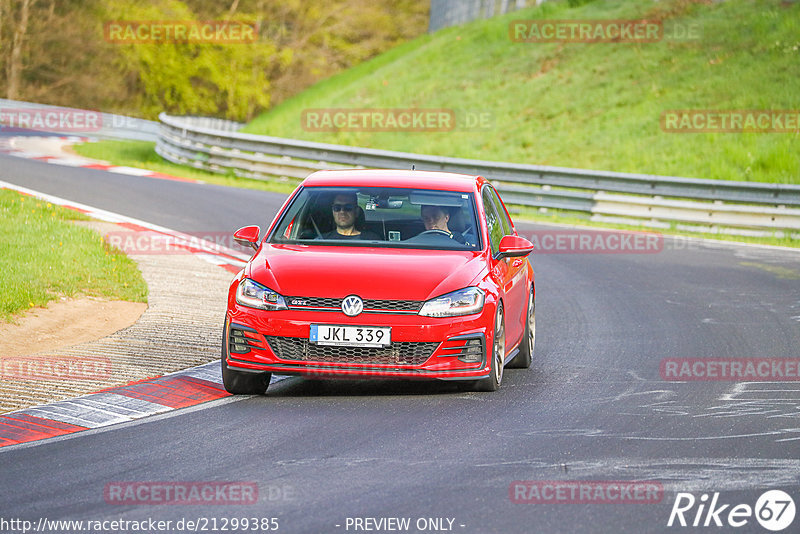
[471, 303, 505, 392]
[221, 323, 271, 395]
[507, 289, 534, 369]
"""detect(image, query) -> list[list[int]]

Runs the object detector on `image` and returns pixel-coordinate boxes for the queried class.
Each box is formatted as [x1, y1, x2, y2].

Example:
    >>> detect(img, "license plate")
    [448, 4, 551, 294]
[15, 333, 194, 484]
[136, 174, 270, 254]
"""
[310, 325, 391, 348]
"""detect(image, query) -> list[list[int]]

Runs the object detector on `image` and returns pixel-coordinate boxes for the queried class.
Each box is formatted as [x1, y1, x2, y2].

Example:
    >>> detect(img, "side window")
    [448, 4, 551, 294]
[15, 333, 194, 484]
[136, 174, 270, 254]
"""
[488, 186, 513, 237]
[482, 188, 503, 256]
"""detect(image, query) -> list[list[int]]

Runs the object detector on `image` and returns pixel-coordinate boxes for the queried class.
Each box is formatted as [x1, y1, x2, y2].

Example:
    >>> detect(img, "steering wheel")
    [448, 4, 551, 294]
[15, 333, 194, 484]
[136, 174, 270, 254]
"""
[418, 229, 452, 237]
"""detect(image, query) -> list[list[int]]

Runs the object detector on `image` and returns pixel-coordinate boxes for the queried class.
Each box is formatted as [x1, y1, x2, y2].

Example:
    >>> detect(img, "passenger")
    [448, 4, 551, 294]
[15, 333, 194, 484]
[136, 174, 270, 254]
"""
[420, 205, 466, 243]
[322, 193, 380, 240]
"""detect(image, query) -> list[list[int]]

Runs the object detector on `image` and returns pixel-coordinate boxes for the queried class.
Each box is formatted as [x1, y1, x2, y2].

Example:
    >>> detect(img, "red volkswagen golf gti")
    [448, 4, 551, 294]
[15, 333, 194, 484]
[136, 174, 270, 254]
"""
[223, 169, 535, 393]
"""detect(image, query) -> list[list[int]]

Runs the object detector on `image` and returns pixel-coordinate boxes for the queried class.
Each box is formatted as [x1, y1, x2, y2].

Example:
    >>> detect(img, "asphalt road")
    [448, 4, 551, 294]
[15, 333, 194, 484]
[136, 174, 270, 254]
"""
[2, 152, 799, 533]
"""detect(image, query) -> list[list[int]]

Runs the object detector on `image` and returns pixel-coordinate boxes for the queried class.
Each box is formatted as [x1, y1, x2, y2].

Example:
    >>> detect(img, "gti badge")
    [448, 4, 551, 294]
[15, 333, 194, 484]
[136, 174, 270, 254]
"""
[341, 295, 363, 317]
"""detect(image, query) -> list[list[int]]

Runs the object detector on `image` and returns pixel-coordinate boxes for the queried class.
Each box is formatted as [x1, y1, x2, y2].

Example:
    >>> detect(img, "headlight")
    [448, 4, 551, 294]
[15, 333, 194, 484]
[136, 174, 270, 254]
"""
[418, 287, 485, 317]
[236, 279, 287, 311]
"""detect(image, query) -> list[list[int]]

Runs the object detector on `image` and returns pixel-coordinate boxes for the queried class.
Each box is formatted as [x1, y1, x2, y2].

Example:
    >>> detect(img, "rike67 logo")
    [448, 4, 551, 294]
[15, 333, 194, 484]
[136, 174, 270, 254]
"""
[668, 490, 796, 531]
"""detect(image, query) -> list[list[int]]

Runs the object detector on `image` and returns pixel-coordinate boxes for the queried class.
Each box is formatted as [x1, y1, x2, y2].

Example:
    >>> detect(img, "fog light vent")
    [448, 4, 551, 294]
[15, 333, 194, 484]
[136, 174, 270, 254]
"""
[440, 335, 485, 364]
[457, 338, 484, 363]
[229, 328, 251, 354]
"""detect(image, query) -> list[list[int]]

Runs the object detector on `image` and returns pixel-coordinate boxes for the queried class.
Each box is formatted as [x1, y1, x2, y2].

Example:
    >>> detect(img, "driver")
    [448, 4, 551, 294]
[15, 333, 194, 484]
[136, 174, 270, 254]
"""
[420, 205, 466, 243]
[322, 192, 379, 240]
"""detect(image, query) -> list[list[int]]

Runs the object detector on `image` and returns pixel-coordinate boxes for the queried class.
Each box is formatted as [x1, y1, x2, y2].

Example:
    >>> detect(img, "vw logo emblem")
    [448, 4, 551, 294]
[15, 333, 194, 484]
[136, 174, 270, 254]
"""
[341, 295, 363, 317]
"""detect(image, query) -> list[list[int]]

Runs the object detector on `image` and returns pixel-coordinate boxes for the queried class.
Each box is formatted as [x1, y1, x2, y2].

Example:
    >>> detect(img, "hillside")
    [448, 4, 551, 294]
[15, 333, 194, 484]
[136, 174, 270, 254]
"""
[0, 0, 427, 121]
[243, 0, 800, 184]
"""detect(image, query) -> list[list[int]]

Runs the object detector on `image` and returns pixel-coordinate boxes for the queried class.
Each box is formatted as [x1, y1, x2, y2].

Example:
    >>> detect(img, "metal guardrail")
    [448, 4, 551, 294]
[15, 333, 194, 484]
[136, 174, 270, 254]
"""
[429, 0, 531, 32]
[156, 113, 800, 234]
[0, 99, 159, 141]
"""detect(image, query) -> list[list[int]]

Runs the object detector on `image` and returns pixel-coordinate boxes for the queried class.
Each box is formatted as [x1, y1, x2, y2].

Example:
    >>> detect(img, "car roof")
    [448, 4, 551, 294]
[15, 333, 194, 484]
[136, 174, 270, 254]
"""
[302, 169, 485, 193]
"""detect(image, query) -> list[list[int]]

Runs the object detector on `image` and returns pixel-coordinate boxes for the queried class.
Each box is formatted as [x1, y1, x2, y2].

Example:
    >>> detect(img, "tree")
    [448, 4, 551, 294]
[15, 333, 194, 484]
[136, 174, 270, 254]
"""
[3, 0, 34, 99]
[0, 0, 428, 119]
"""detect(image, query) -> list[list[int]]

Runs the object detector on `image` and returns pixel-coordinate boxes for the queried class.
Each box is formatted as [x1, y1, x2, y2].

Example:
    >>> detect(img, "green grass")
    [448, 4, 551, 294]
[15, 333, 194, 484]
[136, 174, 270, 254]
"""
[0, 189, 148, 322]
[72, 140, 298, 194]
[243, 0, 800, 184]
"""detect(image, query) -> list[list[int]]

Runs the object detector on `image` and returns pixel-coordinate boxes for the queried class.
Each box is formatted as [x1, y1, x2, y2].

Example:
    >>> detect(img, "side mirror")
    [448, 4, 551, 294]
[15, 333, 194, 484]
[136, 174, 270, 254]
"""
[233, 225, 261, 251]
[497, 235, 534, 258]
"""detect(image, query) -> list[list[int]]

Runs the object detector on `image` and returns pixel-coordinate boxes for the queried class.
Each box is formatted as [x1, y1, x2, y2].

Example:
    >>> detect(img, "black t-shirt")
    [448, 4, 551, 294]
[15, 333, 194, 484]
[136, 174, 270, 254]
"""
[321, 229, 380, 240]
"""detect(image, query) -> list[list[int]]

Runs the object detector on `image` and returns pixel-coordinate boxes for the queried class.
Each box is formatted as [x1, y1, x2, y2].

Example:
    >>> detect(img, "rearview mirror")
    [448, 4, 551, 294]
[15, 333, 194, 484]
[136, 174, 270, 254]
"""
[497, 235, 534, 258]
[233, 225, 260, 251]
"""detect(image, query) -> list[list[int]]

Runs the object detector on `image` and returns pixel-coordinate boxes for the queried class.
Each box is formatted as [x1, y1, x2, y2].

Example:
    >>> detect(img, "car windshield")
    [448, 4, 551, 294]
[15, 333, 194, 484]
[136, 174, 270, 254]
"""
[269, 186, 481, 250]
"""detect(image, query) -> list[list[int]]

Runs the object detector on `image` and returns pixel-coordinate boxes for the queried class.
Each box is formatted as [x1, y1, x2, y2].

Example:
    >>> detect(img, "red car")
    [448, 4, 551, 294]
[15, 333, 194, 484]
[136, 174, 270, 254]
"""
[223, 169, 535, 393]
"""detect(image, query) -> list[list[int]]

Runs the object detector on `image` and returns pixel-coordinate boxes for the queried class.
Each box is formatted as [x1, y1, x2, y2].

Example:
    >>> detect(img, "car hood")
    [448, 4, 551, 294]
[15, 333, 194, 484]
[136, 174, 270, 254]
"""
[247, 244, 487, 301]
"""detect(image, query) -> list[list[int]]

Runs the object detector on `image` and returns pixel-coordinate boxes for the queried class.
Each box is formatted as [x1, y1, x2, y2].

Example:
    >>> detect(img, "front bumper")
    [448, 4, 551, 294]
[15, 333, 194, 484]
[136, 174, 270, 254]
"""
[224, 305, 493, 380]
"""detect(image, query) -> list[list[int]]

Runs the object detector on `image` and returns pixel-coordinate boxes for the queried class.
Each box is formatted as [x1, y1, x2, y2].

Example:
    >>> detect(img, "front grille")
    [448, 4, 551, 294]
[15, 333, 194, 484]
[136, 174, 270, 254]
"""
[287, 297, 339, 308]
[266, 336, 438, 366]
[286, 296, 422, 313]
[363, 299, 422, 312]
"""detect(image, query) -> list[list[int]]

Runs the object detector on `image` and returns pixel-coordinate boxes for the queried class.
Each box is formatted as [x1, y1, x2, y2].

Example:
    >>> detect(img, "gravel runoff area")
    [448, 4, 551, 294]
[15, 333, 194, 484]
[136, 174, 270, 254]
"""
[0, 222, 235, 414]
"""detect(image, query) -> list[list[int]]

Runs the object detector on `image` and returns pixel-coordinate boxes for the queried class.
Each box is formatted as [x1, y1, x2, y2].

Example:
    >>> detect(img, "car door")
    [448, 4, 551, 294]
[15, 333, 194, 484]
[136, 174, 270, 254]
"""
[481, 186, 528, 354]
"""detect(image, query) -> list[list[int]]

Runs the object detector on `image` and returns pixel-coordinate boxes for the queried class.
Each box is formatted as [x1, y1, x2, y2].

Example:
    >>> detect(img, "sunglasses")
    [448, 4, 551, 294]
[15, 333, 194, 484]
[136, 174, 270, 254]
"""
[332, 203, 356, 212]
